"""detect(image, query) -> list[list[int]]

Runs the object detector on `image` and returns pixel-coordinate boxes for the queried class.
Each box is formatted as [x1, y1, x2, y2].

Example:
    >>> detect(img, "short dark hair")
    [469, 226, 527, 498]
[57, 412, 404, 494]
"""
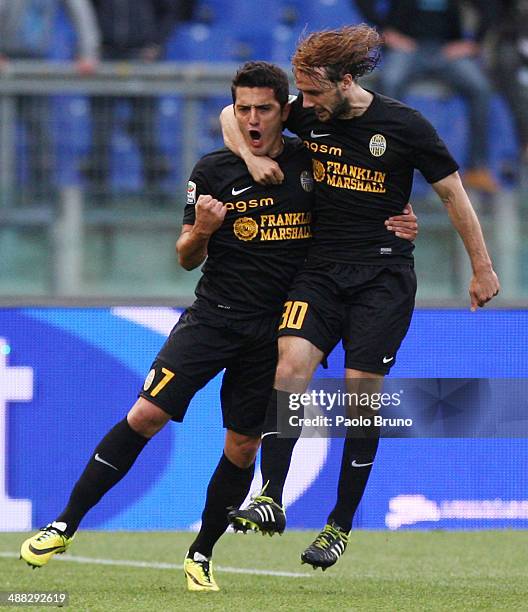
[231, 61, 290, 108]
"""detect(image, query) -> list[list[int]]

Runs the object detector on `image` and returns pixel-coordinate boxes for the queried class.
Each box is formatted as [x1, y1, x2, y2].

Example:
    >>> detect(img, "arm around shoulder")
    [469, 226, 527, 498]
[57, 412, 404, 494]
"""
[220, 105, 247, 159]
[219, 105, 284, 185]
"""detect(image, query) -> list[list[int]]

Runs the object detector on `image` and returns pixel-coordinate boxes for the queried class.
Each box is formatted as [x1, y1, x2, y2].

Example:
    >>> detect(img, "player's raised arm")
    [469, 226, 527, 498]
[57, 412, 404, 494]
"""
[432, 171, 500, 310]
[176, 195, 227, 270]
[220, 104, 284, 185]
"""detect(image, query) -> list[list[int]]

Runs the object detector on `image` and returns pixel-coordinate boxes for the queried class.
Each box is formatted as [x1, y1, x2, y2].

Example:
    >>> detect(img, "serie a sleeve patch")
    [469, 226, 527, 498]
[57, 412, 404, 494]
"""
[186, 181, 197, 205]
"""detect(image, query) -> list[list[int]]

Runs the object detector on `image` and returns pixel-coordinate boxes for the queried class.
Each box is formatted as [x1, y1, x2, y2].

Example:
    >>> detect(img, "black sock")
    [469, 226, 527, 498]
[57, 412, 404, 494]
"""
[56, 417, 149, 535]
[188, 453, 255, 559]
[260, 389, 301, 505]
[327, 426, 380, 532]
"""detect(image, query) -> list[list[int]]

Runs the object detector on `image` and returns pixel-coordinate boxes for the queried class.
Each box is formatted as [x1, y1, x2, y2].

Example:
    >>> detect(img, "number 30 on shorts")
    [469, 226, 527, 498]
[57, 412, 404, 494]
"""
[279, 300, 308, 330]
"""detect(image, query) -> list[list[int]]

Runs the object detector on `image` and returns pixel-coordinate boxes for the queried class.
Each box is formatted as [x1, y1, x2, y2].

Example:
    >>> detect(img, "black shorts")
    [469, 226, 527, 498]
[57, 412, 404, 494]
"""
[277, 259, 416, 375]
[139, 307, 278, 436]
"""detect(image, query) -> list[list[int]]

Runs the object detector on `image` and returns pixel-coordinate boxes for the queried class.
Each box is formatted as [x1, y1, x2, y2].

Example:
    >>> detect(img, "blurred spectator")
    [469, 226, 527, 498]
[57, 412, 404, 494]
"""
[491, 0, 528, 163]
[81, 0, 195, 192]
[0, 0, 99, 194]
[356, 0, 499, 194]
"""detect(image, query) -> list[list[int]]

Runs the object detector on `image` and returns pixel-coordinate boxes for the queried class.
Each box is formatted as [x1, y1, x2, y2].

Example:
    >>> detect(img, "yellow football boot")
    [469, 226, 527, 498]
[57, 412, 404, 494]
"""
[184, 552, 220, 592]
[20, 522, 75, 568]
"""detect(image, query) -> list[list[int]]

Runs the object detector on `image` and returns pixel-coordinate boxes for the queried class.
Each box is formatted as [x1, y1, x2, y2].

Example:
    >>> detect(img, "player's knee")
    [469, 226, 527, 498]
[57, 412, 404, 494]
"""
[275, 356, 310, 386]
[225, 433, 260, 468]
[127, 398, 170, 438]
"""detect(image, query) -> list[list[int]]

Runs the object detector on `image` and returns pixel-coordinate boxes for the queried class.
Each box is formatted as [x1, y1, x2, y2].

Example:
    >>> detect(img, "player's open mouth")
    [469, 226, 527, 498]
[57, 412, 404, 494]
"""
[249, 130, 262, 145]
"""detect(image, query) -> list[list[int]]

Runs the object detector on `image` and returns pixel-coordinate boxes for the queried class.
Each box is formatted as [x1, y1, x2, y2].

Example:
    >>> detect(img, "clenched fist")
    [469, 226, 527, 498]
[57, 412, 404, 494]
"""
[194, 195, 227, 235]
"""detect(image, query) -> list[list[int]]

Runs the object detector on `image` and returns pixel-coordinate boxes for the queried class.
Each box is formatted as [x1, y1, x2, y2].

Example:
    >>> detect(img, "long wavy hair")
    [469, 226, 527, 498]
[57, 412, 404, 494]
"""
[292, 25, 382, 84]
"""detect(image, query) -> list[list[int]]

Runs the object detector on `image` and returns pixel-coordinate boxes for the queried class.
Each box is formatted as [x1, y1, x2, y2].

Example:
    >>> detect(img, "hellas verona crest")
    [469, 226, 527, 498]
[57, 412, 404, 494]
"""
[369, 134, 386, 157]
[143, 369, 155, 391]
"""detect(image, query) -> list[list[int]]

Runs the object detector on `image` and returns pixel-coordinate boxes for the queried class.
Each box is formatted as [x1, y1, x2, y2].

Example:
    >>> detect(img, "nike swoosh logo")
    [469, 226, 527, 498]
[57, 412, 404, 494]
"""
[310, 130, 331, 138]
[29, 543, 64, 555]
[94, 453, 118, 471]
[231, 185, 252, 196]
[383, 356, 394, 364]
[187, 572, 202, 586]
[351, 460, 374, 468]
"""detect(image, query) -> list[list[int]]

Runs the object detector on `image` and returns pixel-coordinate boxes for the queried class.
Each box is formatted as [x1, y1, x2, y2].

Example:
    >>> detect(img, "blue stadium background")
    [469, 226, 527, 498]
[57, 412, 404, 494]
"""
[44, 0, 518, 192]
[2, 308, 528, 532]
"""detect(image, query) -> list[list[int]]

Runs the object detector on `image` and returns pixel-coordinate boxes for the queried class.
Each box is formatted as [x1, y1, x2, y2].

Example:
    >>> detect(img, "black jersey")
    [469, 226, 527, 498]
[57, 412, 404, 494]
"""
[183, 137, 314, 318]
[285, 91, 459, 264]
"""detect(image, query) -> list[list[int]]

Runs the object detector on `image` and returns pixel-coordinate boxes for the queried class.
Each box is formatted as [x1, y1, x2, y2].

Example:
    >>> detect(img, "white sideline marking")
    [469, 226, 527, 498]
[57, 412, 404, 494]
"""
[1, 552, 310, 578]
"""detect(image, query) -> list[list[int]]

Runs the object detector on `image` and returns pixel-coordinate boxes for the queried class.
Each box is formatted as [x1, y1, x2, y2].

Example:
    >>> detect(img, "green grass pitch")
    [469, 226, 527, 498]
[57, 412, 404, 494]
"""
[2, 531, 528, 611]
